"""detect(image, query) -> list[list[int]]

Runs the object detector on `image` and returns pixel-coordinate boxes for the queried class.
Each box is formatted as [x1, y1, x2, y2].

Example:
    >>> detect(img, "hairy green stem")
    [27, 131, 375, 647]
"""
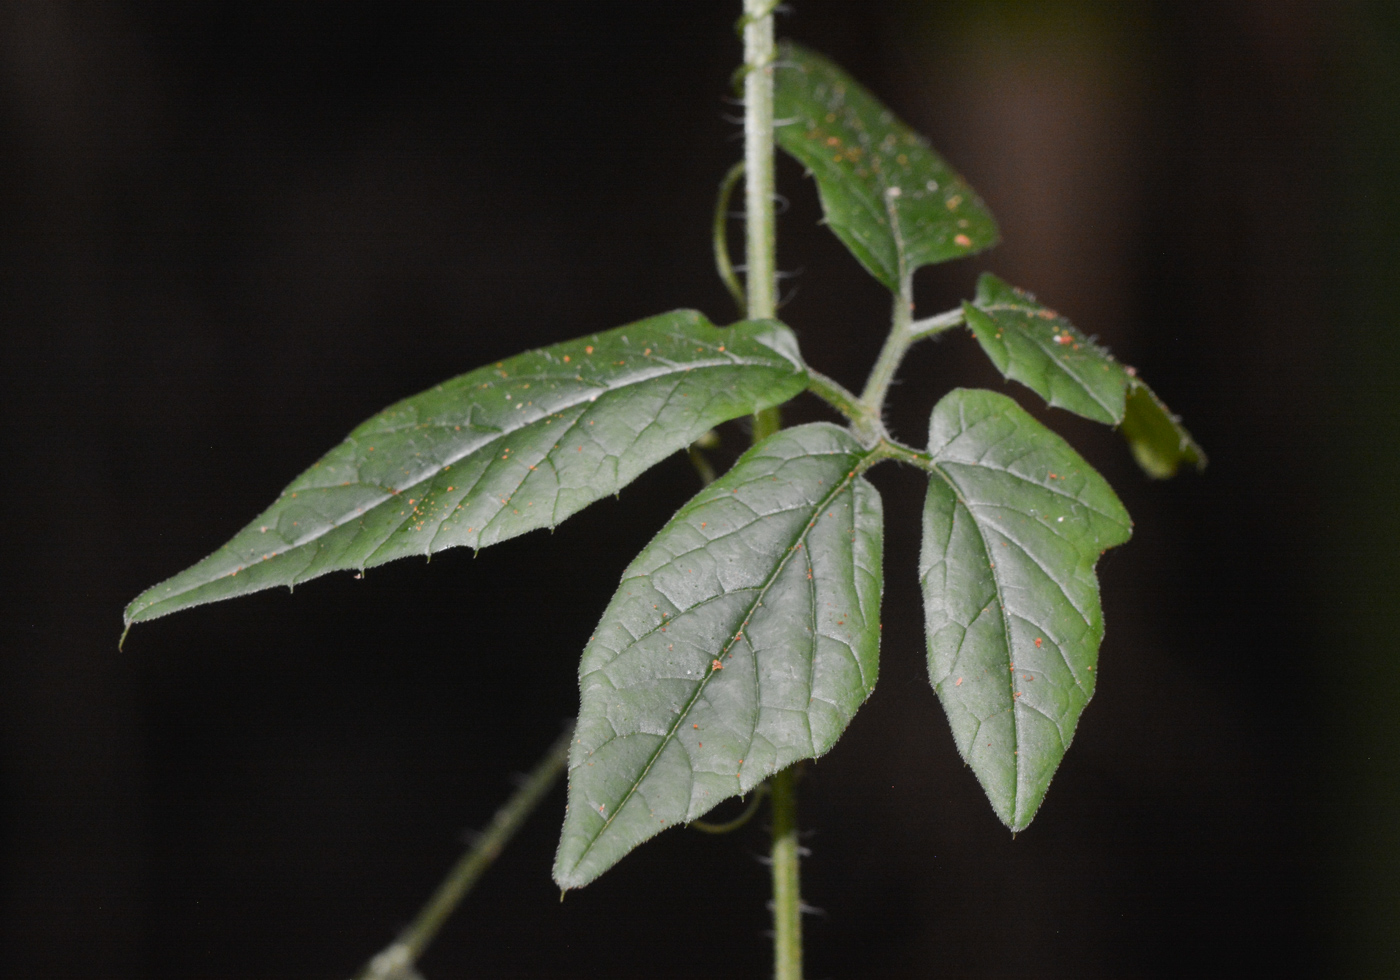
[743, 0, 781, 445]
[743, 1, 777, 321]
[354, 725, 573, 980]
[770, 766, 803, 980]
[806, 369, 882, 444]
[740, 5, 802, 978]
[908, 306, 965, 342]
[860, 272, 915, 415]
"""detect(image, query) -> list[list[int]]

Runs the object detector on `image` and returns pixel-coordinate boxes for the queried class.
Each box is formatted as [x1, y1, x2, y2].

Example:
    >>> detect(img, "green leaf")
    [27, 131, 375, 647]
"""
[555, 423, 883, 889]
[1120, 378, 1207, 479]
[964, 273, 1129, 425]
[918, 389, 1131, 831]
[125, 311, 807, 627]
[773, 41, 998, 292]
[966, 272, 1206, 477]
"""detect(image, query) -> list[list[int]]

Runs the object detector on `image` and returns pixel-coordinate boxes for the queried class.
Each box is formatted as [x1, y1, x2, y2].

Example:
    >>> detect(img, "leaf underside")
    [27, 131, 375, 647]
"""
[125, 310, 807, 626]
[966, 273, 1206, 477]
[1121, 379, 1207, 478]
[918, 389, 1131, 831]
[555, 423, 883, 889]
[773, 41, 998, 292]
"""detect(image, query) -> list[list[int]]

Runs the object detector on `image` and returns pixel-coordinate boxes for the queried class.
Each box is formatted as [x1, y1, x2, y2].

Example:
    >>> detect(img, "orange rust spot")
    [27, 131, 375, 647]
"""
[954, 234, 972, 247]
[955, 677, 964, 686]
[712, 659, 724, 671]
[585, 345, 594, 354]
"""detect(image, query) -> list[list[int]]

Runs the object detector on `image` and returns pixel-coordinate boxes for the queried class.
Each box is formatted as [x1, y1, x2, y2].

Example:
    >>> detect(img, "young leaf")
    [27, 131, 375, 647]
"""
[554, 423, 883, 889]
[918, 389, 1131, 831]
[124, 311, 807, 627]
[965, 272, 1206, 476]
[773, 41, 998, 292]
[963, 273, 1129, 425]
[1120, 378, 1207, 479]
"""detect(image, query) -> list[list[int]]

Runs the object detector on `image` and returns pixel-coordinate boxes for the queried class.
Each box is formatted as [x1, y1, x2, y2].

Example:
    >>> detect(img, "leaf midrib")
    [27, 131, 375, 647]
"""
[976, 303, 1123, 422]
[926, 457, 1024, 823]
[133, 355, 794, 618]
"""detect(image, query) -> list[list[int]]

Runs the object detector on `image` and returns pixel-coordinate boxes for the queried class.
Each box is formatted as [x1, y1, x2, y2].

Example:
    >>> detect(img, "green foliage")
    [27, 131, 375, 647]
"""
[556, 424, 882, 888]
[918, 389, 1131, 830]
[965, 272, 1206, 478]
[964, 273, 1128, 425]
[124, 311, 804, 626]
[773, 41, 998, 291]
[1120, 378, 1207, 479]
[124, 21, 1199, 935]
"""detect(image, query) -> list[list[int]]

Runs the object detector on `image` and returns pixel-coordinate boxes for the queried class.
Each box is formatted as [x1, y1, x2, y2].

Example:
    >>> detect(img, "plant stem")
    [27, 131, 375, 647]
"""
[860, 271, 915, 415]
[740, 5, 802, 978]
[353, 725, 573, 980]
[908, 306, 965, 342]
[743, 0, 782, 445]
[770, 765, 803, 980]
[806, 368, 881, 443]
[743, 0, 777, 322]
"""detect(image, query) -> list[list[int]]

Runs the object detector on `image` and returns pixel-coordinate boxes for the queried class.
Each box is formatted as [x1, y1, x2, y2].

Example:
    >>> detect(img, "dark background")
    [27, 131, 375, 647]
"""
[3, 1, 1397, 977]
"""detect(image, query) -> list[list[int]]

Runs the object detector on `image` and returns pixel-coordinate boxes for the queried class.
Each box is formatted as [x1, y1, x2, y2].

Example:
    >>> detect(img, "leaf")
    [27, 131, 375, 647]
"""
[773, 41, 998, 292]
[554, 423, 883, 889]
[1120, 378, 1207, 479]
[966, 272, 1206, 476]
[964, 273, 1129, 426]
[125, 311, 807, 627]
[918, 389, 1131, 831]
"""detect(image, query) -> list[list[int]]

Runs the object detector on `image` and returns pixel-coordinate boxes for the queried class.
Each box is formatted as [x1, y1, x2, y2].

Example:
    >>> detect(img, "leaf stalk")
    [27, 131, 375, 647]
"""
[909, 306, 965, 342]
[806, 369, 883, 444]
[859, 271, 915, 416]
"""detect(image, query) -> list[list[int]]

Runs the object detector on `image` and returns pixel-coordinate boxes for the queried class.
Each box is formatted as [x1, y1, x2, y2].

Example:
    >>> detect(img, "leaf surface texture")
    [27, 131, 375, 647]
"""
[126, 311, 806, 625]
[773, 41, 998, 291]
[555, 423, 883, 888]
[965, 273, 1206, 476]
[918, 389, 1130, 830]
